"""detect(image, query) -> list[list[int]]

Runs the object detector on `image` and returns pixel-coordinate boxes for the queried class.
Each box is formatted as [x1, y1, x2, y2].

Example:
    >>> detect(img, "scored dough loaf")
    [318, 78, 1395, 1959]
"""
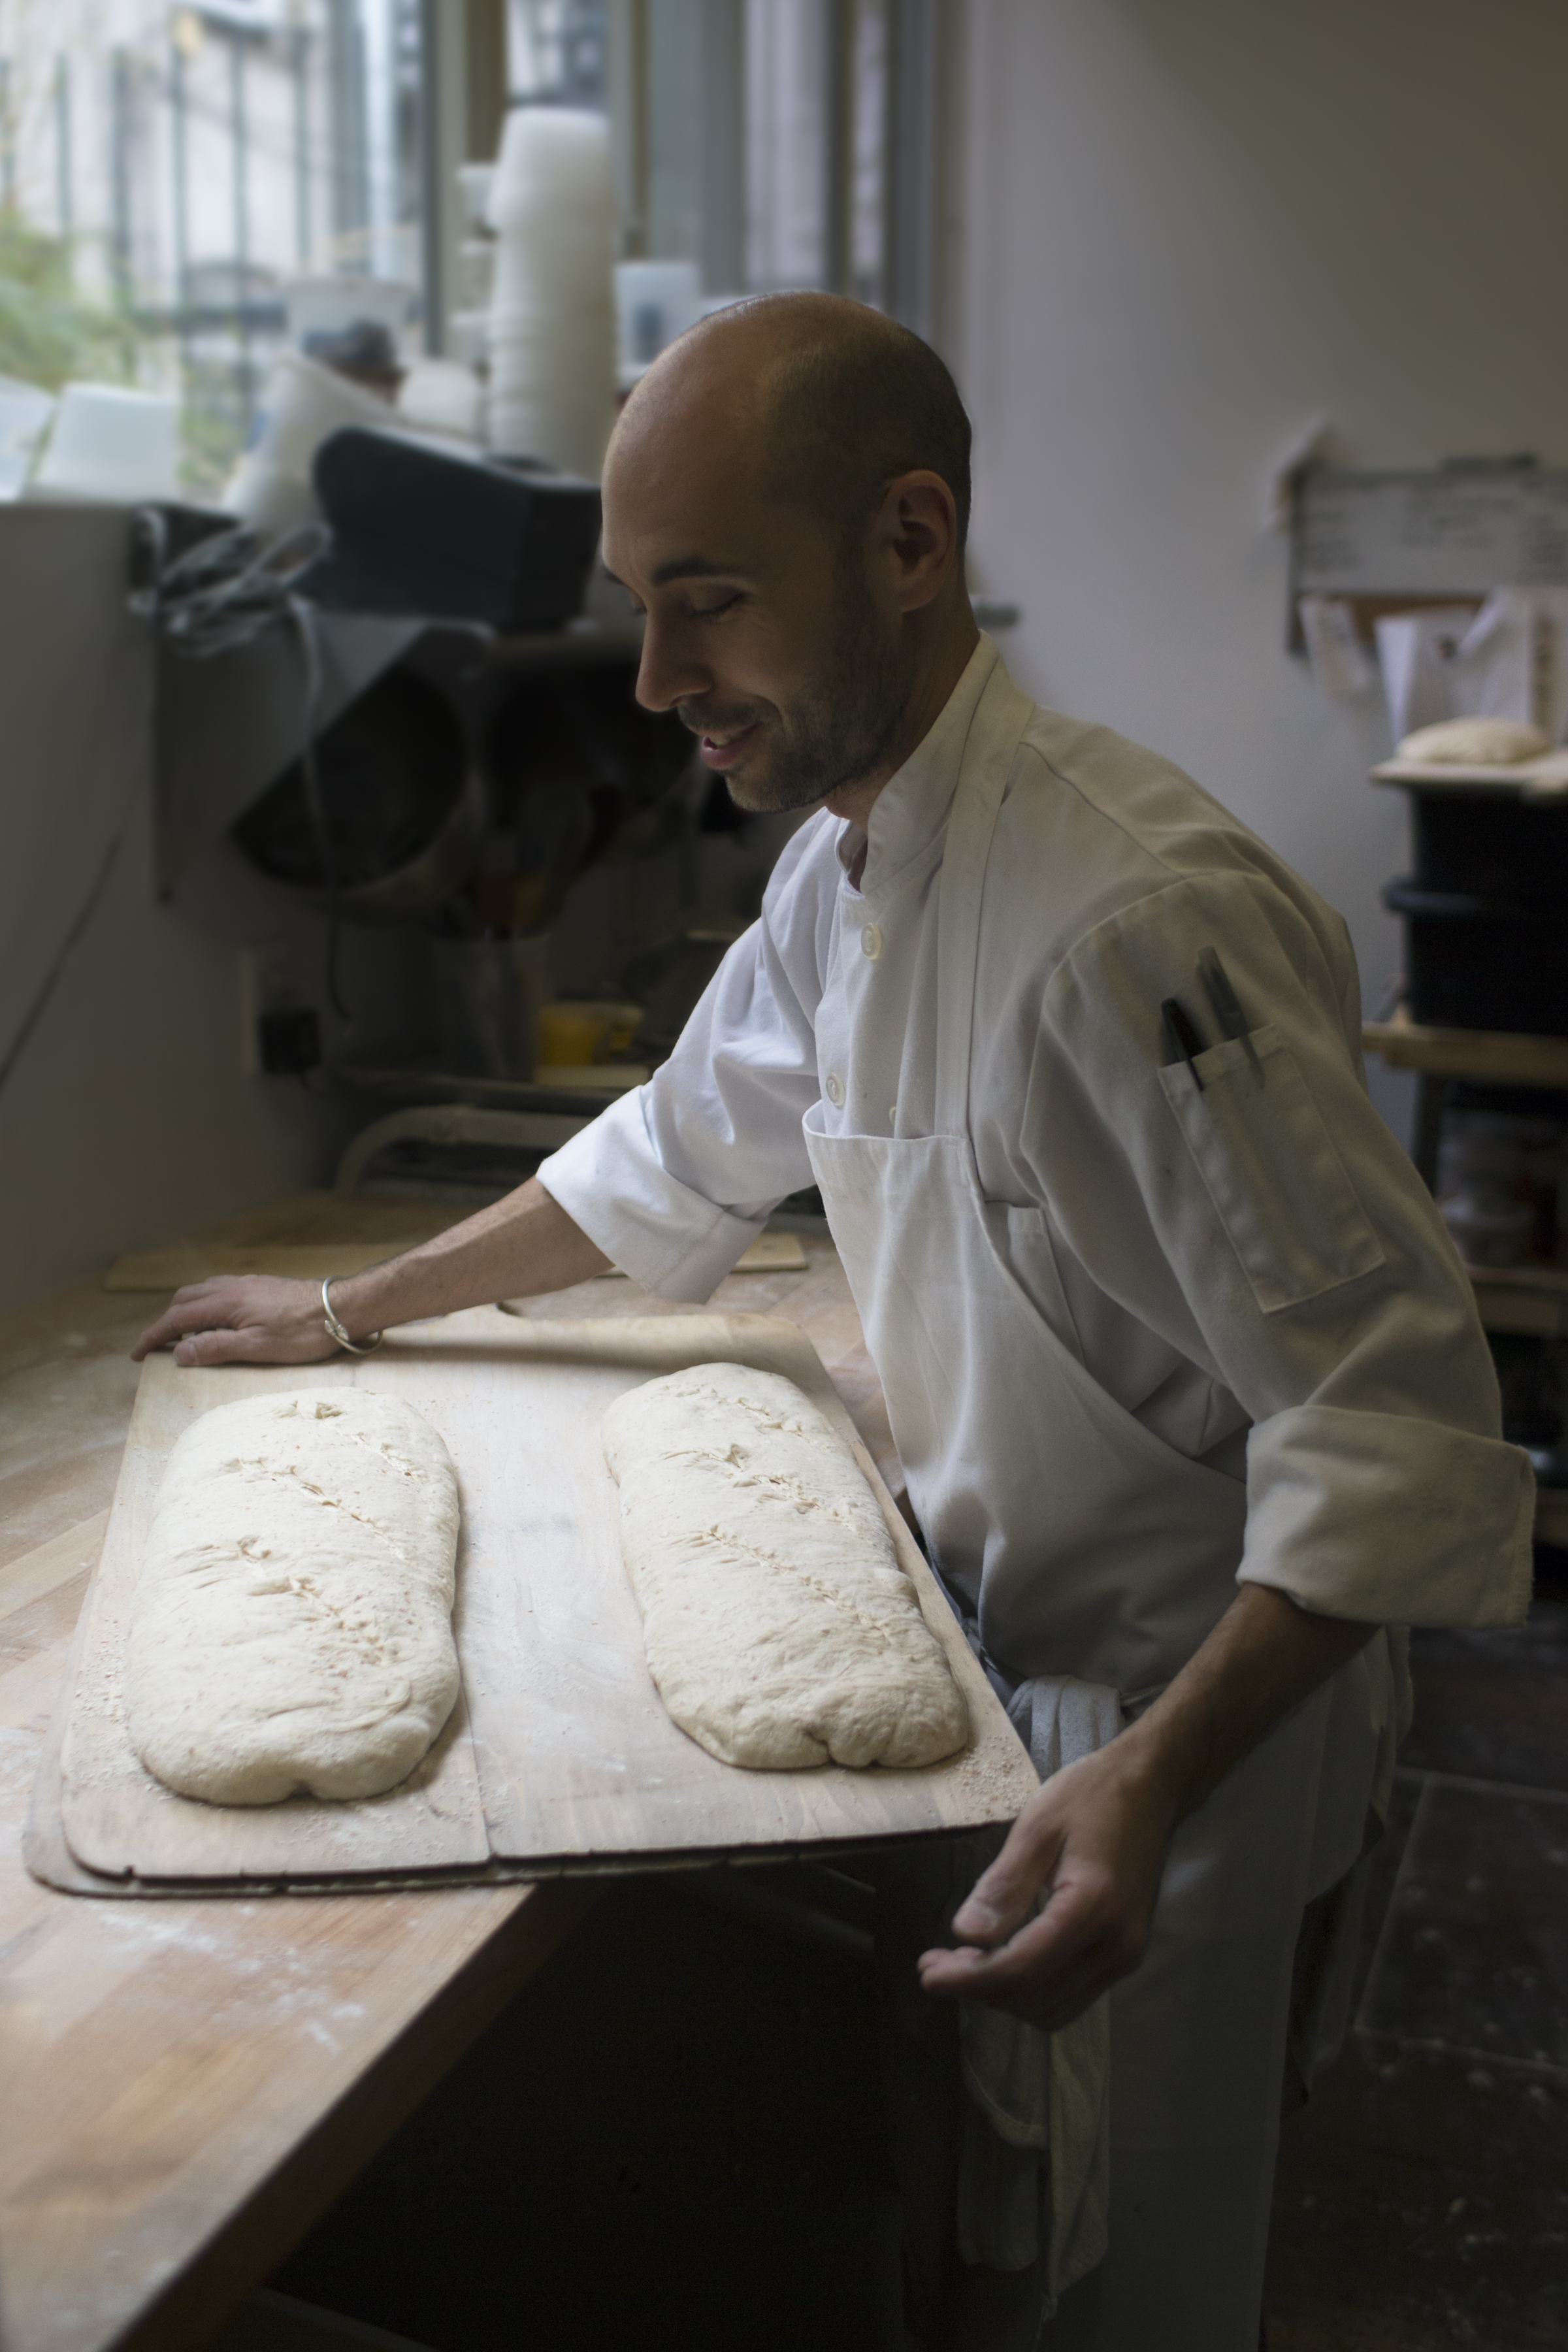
[125, 1390, 461, 1806]
[601, 1362, 968, 1771]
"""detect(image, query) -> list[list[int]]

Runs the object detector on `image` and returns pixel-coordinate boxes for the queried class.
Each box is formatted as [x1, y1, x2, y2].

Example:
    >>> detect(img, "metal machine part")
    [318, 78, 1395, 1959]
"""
[335, 1103, 589, 1203]
[233, 664, 485, 923]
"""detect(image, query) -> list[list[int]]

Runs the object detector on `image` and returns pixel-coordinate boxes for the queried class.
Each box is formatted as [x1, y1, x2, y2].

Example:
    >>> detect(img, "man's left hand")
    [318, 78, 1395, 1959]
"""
[917, 1582, 1377, 2031]
[917, 1739, 1177, 2031]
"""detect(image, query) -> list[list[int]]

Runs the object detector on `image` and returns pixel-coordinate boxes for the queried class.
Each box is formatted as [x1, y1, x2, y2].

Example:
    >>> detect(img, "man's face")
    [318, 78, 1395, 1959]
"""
[602, 406, 915, 815]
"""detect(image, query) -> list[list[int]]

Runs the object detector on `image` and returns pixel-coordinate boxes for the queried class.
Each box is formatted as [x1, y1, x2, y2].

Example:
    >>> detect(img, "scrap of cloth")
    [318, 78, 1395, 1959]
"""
[876, 1674, 1120, 2348]
[957, 1676, 1122, 2291]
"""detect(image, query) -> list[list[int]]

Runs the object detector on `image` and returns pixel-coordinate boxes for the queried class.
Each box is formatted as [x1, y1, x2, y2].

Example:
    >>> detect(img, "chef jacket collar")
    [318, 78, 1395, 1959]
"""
[834, 632, 1002, 896]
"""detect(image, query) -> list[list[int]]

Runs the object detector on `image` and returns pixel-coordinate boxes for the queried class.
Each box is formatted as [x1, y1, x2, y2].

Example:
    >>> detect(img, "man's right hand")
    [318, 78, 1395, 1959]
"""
[129, 1177, 614, 1369]
[131, 1278, 342, 1367]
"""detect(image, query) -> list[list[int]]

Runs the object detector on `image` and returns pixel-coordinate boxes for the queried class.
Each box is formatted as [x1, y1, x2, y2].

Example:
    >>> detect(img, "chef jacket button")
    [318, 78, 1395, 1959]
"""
[825, 1073, 845, 1107]
[860, 923, 882, 960]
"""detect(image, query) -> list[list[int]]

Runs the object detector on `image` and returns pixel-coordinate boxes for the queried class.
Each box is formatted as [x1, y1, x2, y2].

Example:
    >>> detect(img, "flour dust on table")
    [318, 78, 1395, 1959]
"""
[602, 1362, 968, 1769]
[125, 1390, 461, 1805]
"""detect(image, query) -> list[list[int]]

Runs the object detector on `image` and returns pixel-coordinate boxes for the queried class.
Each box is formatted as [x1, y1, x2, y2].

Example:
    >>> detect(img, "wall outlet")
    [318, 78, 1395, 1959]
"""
[237, 940, 314, 1078]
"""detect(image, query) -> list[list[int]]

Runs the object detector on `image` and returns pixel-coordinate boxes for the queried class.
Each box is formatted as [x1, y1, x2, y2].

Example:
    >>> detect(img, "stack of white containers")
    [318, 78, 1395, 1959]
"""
[487, 107, 617, 482]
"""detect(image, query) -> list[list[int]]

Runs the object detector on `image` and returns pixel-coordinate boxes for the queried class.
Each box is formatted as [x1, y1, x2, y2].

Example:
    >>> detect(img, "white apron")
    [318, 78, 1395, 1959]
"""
[803, 660, 1254, 1701]
[804, 662, 1375, 2349]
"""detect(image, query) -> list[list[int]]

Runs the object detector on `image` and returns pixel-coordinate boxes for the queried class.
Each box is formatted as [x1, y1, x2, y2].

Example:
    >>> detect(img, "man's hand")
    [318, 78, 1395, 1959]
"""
[129, 1179, 611, 1367]
[917, 1740, 1177, 2031]
[918, 1584, 1378, 2031]
[131, 1277, 339, 1365]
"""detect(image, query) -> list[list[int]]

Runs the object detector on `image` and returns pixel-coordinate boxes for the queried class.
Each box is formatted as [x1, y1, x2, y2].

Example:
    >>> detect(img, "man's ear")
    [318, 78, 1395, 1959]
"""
[879, 470, 960, 612]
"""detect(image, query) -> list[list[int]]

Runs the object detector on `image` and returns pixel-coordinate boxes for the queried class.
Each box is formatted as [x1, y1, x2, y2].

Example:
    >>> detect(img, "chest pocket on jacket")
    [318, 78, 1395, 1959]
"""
[1159, 1023, 1385, 1313]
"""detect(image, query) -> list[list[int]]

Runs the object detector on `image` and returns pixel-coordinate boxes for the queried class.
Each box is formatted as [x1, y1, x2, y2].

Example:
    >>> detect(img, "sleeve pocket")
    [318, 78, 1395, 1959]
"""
[1158, 1024, 1386, 1313]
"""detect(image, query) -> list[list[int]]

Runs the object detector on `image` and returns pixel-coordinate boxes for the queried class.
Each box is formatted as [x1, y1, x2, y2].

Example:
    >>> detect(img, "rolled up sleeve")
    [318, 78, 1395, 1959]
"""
[537, 826, 830, 1300]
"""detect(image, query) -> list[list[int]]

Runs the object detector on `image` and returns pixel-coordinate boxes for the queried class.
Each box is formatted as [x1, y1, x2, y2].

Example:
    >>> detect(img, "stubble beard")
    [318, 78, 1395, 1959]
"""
[693, 569, 917, 817]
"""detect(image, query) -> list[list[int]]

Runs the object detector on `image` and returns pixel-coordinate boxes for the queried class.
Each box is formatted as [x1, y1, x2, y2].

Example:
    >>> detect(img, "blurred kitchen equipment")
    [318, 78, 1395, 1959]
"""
[233, 664, 483, 921]
[538, 998, 643, 1066]
[621, 921, 749, 1055]
[486, 106, 617, 478]
[225, 350, 391, 534]
[35, 383, 180, 502]
[471, 667, 692, 939]
[0, 377, 56, 497]
[614, 260, 702, 389]
[337, 1102, 587, 1203]
[285, 276, 412, 365]
[456, 163, 496, 227]
[395, 359, 483, 443]
[430, 931, 552, 1078]
[303, 425, 602, 631]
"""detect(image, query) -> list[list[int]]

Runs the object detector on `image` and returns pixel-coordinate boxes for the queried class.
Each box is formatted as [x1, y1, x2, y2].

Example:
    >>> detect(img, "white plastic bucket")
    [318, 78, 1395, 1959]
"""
[487, 108, 615, 224]
[35, 382, 180, 502]
[614, 260, 702, 375]
[224, 349, 391, 529]
[284, 276, 412, 357]
[0, 377, 56, 498]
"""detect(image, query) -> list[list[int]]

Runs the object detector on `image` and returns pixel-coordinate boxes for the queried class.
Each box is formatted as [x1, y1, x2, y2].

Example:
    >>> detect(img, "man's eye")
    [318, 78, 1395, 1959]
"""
[694, 594, 742, 619]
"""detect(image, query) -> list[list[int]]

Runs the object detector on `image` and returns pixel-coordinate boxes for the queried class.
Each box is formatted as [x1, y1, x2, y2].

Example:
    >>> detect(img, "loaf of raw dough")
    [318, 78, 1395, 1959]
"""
[1397, 717, 1550, 765]
[125, 1390, 461, 1805]
[601, 1362, 968, 1771]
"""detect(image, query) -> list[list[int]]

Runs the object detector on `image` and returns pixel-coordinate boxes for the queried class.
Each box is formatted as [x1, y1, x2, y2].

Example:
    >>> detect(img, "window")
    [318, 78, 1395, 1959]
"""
[0, 0, 427, 493]
[513, 0, 937, 321]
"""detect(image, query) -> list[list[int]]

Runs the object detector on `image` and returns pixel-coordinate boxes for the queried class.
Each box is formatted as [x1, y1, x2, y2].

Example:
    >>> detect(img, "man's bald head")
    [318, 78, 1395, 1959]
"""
[613, 291, 972, 555]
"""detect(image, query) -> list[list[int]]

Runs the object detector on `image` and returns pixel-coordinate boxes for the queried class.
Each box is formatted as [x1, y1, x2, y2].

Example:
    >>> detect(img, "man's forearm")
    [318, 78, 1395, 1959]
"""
[1113, 1581, 1378, 1832]
[328, 1178, 610, 1338]
[131, 1177, 612, 1364]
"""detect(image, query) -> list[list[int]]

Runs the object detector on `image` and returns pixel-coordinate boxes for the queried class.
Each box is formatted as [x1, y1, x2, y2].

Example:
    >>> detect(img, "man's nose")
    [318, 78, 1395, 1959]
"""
[634, 614, 710, 713]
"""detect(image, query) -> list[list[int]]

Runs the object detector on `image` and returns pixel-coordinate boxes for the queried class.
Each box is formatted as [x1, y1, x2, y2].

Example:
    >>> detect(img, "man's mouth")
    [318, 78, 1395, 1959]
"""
[695, 720, 760, 772]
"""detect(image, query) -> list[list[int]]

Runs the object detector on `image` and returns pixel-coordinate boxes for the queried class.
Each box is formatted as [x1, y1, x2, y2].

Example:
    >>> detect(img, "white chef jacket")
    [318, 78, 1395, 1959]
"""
[540, 635, 1533, 1683]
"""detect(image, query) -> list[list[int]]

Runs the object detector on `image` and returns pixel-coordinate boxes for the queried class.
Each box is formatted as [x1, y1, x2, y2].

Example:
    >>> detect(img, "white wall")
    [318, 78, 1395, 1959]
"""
[939, 0, 1568, 1141]
[0, 505, 393, 1315]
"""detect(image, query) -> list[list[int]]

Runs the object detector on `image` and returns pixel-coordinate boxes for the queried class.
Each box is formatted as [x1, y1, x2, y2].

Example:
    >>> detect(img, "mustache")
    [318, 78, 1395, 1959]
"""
[676, 700, 766, 738]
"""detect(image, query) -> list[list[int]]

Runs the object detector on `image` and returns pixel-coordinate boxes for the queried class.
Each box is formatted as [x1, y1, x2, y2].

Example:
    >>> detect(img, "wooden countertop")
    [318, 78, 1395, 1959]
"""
[0, 1195, 890, 2352]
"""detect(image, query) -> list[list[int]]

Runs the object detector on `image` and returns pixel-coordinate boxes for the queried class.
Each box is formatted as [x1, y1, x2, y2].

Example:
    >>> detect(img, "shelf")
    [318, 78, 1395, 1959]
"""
[331, 1060, 647, 1117]
[1535, 1488, 1568, 1548]
[1462, 1260, 1568, 1338]
[1363, 1008, 1568, 1091]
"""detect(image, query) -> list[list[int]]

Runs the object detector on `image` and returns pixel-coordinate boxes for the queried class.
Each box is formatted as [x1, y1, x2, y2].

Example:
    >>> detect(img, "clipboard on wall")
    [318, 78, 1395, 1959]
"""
[1287, 462, 1568, 650]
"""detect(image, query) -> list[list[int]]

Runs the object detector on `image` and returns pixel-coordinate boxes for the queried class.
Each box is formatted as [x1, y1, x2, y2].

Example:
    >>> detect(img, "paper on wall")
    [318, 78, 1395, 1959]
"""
[1298, 595, 1377, 700]
[1373, 607, 1477, 742]
[1451, 587, 1568, 743]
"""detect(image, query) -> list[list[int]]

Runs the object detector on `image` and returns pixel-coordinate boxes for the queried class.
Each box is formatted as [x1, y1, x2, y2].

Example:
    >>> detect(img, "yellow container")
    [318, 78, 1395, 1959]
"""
[537, 999, 644, 1067]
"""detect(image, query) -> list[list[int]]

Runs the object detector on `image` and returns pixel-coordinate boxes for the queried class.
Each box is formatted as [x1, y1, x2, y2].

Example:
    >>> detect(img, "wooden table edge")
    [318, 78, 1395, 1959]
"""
[105, 1875, 601, 2352]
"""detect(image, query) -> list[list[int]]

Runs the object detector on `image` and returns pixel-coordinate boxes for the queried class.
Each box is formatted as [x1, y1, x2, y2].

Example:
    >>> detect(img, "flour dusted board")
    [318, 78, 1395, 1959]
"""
[57, 1350, 491, 1885]
[48, 1311, 1034, 1892]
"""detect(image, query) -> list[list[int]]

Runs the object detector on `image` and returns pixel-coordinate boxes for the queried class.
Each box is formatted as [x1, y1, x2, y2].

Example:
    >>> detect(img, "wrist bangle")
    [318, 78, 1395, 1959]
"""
[322, 1277, 382, 1355]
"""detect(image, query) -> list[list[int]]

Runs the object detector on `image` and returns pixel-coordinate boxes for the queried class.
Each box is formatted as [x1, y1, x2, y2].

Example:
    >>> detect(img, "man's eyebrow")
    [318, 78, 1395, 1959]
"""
[602, 556, 744, 589]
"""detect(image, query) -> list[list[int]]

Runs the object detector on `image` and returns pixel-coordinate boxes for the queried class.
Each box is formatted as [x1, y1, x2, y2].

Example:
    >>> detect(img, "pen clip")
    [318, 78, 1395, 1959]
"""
[1160, 996, 1206, 1092]
[1197, 947, 1264, 1088]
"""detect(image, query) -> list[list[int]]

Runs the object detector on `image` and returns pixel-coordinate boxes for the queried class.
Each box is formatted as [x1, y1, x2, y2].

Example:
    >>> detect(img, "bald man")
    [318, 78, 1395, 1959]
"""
[135, 296, 1529, 2349]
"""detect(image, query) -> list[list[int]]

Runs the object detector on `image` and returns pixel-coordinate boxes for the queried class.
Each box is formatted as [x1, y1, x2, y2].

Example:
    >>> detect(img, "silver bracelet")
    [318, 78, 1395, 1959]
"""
[321, 1277, 382, 1356]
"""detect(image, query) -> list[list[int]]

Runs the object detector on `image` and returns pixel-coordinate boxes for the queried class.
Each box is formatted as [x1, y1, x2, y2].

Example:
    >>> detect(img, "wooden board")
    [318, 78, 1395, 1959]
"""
[589, 1231, 808, 1279]
[1363, 1009, 1568, 1090]
[104, 1239, 439, 1290]
[42, 1309, 1034, 1893]
[452, 1314, 1031, 1870]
